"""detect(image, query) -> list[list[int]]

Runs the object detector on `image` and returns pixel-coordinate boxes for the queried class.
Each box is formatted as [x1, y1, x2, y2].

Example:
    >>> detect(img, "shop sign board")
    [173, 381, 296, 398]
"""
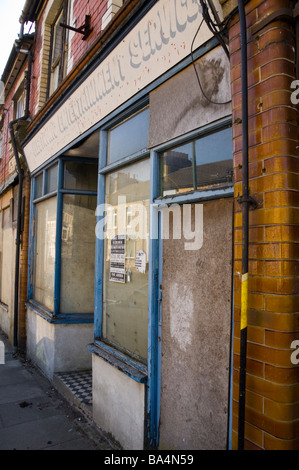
[24, 0, 213, 172]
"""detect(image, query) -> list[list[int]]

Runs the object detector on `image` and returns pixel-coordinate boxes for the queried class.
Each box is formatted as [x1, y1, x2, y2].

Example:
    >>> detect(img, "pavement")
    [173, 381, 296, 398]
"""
[0, 329, 116, 451]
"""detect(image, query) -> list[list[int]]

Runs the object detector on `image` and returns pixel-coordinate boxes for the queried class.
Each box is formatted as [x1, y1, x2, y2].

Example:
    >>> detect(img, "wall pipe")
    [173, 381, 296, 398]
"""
[237, 0, 249, 451]
[8, 43, 32, 351]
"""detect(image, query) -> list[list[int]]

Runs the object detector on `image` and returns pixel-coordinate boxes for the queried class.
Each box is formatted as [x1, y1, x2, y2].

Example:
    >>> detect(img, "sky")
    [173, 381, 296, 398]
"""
[0, 0, 32, 77]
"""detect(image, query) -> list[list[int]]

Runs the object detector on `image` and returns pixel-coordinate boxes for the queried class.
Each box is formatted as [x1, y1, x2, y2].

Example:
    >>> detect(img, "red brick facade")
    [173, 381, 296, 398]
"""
[0, 60, 29, 186]
[70, 0, 108, 66]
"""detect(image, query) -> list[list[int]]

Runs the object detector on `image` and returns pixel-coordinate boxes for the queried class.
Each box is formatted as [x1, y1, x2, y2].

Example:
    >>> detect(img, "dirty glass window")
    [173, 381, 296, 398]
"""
[31, 156, 98, 315]
[160, 126, 233, 196]
[103, 159, 150, 363]
[50, 10, 64, 94]
[16, 94, 25, 119]
[35, 173, 43, 199]
[34, 164, 58, 200]
[46, 164, 58, 193]
[60, 194, 97, 314]
[107, 108, 149, 164]
[49, 2, 69, 96]
[33, 197, 57, 312]
[63, 161, 98, 191]
[1, 208, 13, 307]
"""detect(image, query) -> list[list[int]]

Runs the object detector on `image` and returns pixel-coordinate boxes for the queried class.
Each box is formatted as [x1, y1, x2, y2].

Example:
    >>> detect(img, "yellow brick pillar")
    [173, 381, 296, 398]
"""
[229, 0, 299, 450]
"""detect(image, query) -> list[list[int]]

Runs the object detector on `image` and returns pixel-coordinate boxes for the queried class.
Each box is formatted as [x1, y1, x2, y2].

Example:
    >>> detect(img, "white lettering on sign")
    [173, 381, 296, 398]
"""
[24, 0, 211, 172]
[129, 0, 202, 68]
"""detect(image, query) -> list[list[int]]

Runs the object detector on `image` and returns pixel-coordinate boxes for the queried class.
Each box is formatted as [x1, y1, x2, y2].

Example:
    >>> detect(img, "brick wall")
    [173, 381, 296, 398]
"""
[230, 0, 299, 449]
[31, 0, 124, 114]
[70, 0, 108, 68]
[0, 54, 32, 347]
[30, 6, 48, 115]
[0, 63, 28, 188]
[66, 0, 124, 73]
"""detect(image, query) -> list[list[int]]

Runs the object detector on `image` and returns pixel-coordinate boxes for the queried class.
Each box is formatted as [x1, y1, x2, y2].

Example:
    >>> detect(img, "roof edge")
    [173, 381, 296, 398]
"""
[19, 0, 44, 23]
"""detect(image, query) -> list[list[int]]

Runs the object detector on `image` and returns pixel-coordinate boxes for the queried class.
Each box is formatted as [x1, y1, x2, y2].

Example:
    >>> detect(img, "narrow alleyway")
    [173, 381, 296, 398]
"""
[0, 330, 116, 450]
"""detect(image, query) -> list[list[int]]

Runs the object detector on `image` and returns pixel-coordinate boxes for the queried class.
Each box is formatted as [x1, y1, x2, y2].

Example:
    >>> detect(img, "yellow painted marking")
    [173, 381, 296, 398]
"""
[240, 273, 248, 330]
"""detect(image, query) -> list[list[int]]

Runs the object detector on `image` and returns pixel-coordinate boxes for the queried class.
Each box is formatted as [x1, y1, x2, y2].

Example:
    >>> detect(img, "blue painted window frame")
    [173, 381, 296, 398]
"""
[92, 99, 161, 449]
[92, 109, 234, 449]
[94, 102, 152, 348]
[27, 156, 98, 323]
[153, 115, 234, 207]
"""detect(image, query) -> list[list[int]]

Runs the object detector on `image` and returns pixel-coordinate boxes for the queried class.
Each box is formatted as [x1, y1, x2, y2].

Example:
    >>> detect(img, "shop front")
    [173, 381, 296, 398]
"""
[26, 134, 99, 378]
[23, 0, 234, 449]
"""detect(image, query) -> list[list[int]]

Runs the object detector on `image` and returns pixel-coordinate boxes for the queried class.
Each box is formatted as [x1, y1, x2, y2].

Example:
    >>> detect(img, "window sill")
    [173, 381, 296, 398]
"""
[154, 184, 234, 206]
[26, 300, 94, 324]
[87, 340, 147, 384]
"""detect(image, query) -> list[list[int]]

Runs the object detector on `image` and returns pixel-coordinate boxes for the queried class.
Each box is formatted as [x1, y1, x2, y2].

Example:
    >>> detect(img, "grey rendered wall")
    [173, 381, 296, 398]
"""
[148, 45, 231, 149]
[159, 198, 233, 450]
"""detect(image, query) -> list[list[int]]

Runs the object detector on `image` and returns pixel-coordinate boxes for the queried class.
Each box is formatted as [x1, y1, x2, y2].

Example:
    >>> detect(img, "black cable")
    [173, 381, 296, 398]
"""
[200, 0, 230, 59]
[204, 1, 231, 32]
[191, 18, 231, 106]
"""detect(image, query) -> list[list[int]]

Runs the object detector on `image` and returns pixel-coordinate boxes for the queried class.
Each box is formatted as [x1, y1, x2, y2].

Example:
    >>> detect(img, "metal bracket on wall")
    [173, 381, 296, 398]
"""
[237, 195, 258, 210]
[60, 15, 93, 40]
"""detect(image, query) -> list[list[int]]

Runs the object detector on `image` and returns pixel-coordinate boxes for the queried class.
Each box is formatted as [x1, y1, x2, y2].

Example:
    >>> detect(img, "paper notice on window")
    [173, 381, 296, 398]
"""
[135, 250, 146, 274]
[110, 235, 126, 283]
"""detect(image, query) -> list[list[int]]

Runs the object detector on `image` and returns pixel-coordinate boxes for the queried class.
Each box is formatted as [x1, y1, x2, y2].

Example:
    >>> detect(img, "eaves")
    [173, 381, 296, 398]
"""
[1, 34, 34, 99]
[0, 172, 18, 197]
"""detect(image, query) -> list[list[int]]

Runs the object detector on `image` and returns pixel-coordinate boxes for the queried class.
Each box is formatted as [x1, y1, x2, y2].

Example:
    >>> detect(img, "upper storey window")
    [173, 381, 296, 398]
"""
[49, 1, 70, 96]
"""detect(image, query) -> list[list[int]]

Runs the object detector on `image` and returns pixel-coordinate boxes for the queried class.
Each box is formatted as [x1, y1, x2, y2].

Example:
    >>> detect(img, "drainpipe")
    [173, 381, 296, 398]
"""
[237, 0, 249, 451]
[9, 45, 32, 352]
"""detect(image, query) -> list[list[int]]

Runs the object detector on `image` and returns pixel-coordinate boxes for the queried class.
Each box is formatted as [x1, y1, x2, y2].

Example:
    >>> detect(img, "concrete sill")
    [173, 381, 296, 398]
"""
[87, 341, 147, 384]
[26, 301, 94, 324]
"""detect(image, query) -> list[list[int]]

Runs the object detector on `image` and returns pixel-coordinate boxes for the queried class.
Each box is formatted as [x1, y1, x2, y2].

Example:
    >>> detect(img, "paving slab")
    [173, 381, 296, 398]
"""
[0, 330, 115, 451]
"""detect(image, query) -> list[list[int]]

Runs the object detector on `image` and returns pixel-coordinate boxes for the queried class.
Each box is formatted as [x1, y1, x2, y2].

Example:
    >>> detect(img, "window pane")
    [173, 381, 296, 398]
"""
[52, 11, 63, 64]
[16, 95, 24, 119]
[108, 108, 149, 164]
[1, 208, 12, 306]
[103, 159, 150, 362]
[50, 10, 64, 95]
[33, 197, 57, 311]
[35, 173, 43, 199]
[60, 194, 97, 314]
[3, 207, 10, 229]
[63, 161, 98, 191]
[160, 126, 233, 196]
[50, 66, 60, 94]
[47, 164, 58, 193]
[160, 143, 194, 196]
[195, 127, 233, 188]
